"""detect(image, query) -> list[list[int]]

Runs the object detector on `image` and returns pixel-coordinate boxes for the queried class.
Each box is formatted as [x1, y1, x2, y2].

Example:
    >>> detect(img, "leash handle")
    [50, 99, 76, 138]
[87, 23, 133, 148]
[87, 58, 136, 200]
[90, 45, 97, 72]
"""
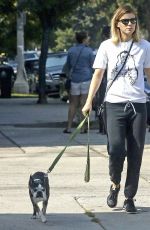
[47, 114, 89, 174]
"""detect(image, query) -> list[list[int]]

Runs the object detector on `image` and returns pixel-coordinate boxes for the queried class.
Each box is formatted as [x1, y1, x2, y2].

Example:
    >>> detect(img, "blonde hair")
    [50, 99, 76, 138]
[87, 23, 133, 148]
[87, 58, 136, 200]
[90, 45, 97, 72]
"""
[111, 5, 140, 44]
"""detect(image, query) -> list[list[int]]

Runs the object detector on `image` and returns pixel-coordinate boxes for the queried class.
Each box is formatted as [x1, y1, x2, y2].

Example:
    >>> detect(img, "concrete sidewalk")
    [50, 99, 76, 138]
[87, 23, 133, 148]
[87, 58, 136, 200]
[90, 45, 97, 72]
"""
[0, 98, 150, 230]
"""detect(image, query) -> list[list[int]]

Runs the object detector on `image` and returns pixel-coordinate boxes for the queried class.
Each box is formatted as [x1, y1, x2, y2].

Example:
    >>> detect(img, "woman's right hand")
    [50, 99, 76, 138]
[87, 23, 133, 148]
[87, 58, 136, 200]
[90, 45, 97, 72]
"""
[82, 102, 92, 117]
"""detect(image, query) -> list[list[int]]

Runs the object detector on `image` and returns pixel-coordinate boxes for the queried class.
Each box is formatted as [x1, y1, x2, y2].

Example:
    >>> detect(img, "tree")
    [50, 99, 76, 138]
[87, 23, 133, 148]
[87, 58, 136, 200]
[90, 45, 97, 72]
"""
[19, 0, 87, 103]
[0, 1, 42, 57]
[54, 0, 150, 52]
[0, 0, 16, 57]
[24, 13, 42, 50]
[129, 0, 150, 40]
[54, 0, 117, 51]
[1, 0, 150, 98]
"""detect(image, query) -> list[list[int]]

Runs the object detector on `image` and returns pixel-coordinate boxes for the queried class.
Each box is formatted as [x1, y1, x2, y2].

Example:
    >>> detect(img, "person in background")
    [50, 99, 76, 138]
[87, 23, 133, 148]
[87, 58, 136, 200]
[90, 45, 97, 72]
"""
[94, 26, 110, 134]
[82, 5, 150, 213]
[63, 31, 95, 134]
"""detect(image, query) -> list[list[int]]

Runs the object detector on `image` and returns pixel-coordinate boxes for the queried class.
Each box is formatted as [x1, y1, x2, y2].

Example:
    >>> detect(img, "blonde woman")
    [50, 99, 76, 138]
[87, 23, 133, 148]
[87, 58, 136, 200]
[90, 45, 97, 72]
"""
[82, 5, 150, 213]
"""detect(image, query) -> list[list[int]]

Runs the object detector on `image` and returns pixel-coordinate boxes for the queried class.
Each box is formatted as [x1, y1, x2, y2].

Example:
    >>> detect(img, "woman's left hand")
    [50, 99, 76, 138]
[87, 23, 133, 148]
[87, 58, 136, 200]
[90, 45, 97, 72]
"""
[82, 102, 92, 117]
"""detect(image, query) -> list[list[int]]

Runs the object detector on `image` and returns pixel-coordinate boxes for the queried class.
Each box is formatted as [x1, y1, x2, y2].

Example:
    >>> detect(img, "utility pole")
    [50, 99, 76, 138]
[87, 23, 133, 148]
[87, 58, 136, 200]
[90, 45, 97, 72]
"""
[13, 4, 29, 94]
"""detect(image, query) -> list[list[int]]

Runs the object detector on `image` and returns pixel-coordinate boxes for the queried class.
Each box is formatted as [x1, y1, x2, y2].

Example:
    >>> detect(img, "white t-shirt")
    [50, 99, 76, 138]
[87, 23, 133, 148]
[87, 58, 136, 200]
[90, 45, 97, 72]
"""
[93, 39, 150, 103]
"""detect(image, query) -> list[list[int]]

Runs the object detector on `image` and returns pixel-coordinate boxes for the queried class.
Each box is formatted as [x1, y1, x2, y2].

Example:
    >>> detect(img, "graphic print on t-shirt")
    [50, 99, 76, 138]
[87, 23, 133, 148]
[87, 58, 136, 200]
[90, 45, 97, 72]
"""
[111, 51, 138, 85]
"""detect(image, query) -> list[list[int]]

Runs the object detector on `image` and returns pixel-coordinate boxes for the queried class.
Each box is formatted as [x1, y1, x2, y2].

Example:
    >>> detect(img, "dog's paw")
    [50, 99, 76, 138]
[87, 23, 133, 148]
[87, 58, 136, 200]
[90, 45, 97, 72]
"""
[41, 216, 47, 223]
[39, 211, 47, 223]
[31, 215, 37, 219]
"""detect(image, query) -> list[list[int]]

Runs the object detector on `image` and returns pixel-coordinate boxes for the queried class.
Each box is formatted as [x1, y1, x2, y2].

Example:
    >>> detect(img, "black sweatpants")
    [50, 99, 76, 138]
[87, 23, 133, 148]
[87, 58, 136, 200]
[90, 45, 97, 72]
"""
[106, 102, 147, 198]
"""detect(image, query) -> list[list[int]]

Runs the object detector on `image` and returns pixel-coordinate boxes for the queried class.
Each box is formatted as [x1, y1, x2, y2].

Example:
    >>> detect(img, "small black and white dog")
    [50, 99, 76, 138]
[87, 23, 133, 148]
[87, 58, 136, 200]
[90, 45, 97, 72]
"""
[28, 171, 50, 223]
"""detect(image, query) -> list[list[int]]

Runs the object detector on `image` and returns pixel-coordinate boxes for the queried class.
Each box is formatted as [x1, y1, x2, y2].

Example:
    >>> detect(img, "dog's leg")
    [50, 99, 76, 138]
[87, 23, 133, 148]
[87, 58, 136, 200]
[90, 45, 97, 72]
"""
[39, 211, 47, 223]
[42, 200, 48, 215]
[32, 203, 40, 219]
[29, 191, 40, 219]
[39, 201, 48, 223]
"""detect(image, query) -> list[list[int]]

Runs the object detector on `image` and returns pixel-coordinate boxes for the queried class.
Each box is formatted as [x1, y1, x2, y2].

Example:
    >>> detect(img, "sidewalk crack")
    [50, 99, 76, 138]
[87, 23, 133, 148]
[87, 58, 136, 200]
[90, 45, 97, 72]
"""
[140, 174, 150, 184]
[0, 130, 26, 154]
[74, 196, 107, 230]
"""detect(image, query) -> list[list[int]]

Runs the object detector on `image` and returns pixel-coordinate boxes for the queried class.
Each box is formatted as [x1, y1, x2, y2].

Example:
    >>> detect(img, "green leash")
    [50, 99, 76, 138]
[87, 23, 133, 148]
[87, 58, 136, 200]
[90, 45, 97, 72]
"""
[47, 114, 90, 182]
[84, 114, 90, 182]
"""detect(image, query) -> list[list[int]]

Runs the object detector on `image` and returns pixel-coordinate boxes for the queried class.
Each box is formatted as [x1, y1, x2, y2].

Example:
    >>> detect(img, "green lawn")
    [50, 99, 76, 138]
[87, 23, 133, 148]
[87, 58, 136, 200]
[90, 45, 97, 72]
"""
[12, 93, 38, 98]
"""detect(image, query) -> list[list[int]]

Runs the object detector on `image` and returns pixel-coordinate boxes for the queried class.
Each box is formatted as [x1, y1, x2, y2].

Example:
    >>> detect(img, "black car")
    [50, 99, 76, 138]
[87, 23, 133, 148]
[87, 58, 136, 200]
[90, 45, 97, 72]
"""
[0, 63, 15, 98]
[35, 52, 67, 96]
[44, 52, 67, 95]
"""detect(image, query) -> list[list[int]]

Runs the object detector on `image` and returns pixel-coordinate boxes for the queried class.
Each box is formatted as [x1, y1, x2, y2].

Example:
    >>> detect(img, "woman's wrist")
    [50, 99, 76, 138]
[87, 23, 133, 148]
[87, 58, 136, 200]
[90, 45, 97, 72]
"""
[86, 96, 94, 105]
[85, 100, 92, 107]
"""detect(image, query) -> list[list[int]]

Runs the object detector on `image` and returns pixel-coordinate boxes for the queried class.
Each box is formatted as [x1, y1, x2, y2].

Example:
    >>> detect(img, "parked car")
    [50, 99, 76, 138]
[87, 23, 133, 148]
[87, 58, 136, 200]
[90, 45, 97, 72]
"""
[0, 63, 15, 98]
[18, 51, 39, 93]
[24, 50, 39, 61]
[23, 51, 39, 93]
[36, 51, 67, 96]
[6, 59, 18, 76]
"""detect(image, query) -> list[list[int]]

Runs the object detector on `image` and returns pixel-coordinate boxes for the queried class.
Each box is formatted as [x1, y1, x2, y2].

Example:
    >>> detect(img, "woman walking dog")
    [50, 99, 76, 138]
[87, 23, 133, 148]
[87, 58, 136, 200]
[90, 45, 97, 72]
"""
[82, 5, 150, 213]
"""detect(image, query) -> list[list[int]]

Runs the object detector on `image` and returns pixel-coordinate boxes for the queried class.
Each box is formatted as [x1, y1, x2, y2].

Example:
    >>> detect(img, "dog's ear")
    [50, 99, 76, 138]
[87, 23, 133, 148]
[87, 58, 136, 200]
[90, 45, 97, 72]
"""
[44, 174, 49, 194]
[29, 175, 34, 185]
[44, 174, 49, 184]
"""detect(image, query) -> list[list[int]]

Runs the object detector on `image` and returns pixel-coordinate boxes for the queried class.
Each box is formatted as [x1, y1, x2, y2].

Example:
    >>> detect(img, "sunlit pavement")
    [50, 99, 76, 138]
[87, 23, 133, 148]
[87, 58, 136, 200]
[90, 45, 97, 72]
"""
[0, 98, 150, 230]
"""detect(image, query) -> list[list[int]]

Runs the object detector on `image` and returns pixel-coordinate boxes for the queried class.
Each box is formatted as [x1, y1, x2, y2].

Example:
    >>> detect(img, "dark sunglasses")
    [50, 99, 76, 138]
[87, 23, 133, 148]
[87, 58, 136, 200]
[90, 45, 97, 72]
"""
[118, 18, 137, 26]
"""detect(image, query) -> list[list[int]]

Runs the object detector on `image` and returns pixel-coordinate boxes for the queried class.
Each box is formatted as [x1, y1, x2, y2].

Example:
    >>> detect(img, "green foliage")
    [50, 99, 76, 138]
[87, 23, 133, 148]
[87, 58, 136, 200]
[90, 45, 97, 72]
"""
[54, 0, 115, 51]
[24, 13, 42, 50]
[0, 0, 16, 14]
[54, 28, 75, 51]
[19, 0, 87, 23]
[1, 0, 150, 57]
[53, 0, 150, 51]
[0, 0, 16, 56]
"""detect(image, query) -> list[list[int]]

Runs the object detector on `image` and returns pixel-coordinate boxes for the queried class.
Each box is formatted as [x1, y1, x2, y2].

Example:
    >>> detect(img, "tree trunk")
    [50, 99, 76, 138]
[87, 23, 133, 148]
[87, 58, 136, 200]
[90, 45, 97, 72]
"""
[37, 26, 50, 104]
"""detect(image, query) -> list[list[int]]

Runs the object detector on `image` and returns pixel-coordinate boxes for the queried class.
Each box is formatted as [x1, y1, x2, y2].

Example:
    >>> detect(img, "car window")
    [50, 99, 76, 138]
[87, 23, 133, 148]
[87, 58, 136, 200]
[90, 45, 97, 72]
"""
[46, 54, 67, 68]
[24, 53, 38, 59]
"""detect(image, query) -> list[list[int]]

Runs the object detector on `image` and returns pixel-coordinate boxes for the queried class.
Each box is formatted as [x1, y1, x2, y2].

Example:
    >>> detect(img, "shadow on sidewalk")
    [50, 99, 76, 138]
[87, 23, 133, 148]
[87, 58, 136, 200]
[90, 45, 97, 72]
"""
[0, 208, 150, 230]
[93, 207, 150, 230]
[0, 126, 107, 149]
[0, 213, 99, 230]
